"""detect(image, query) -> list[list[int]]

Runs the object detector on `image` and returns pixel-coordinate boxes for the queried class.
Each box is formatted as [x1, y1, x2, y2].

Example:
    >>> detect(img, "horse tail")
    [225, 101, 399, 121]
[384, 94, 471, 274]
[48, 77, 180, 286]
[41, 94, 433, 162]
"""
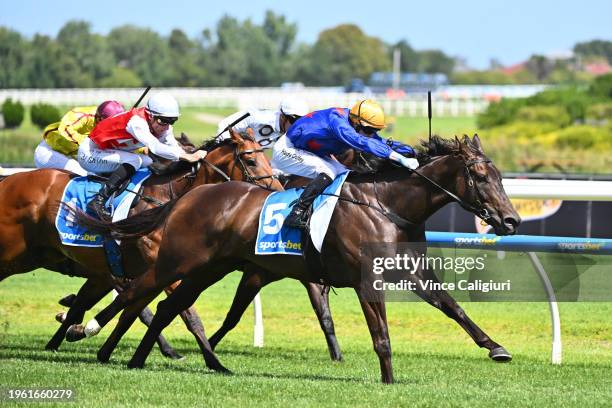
[65, 198, 180, 240]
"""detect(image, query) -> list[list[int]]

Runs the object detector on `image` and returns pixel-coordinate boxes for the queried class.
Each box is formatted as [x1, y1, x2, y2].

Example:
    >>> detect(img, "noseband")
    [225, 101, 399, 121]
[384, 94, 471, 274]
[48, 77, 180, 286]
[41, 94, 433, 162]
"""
[462, 158, 493, 221]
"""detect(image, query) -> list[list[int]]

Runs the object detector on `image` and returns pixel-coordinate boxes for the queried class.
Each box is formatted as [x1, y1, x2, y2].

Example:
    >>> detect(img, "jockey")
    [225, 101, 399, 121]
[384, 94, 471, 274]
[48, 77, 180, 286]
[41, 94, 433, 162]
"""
[79, 92, 207, 219]
[34, 101, 125, 176]
[216, 98, 310, 150]
[273, 99, 419, 229]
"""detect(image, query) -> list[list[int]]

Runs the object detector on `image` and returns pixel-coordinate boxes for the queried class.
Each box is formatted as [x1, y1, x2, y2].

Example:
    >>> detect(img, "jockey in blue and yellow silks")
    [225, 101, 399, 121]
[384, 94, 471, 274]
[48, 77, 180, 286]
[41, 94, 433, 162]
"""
[271, 99, 419, 229]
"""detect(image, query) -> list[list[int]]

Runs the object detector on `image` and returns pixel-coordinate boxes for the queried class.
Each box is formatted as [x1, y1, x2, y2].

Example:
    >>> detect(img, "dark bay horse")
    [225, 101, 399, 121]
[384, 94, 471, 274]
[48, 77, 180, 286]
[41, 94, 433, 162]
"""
[68, 135, 520, 383]
[0, 131, 281, 360]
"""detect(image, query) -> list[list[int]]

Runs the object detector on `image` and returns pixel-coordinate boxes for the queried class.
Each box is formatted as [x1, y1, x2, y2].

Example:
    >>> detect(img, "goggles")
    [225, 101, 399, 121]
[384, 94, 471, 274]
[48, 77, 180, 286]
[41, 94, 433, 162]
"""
[154, 116, 178, 125]
[357, 124, 378, 136]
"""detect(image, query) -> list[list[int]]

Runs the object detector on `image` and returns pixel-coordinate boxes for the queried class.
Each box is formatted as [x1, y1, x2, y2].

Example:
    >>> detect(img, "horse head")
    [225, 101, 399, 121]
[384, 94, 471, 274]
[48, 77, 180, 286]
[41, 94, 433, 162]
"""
[200, 129, 282, 190]
[448, 134, 520, 235]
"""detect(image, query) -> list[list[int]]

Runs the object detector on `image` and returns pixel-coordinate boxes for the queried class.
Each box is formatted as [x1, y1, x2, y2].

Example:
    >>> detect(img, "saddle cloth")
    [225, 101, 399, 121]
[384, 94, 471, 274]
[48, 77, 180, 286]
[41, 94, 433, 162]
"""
[255, 172, 349, 255]
[55, 169, 151, 247]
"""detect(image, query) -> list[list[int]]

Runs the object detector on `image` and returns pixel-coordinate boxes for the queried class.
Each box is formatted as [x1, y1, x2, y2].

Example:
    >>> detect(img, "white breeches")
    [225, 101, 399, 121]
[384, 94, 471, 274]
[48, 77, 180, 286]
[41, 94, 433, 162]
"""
[271, 135, 347, 179]
[34, 140, 87, 176]
[77, 138, 152, 174]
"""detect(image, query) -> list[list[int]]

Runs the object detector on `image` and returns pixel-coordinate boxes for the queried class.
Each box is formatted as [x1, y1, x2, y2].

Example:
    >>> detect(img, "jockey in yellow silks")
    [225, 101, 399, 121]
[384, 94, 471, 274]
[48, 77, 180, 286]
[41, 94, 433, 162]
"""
[34, 101, 125, 175]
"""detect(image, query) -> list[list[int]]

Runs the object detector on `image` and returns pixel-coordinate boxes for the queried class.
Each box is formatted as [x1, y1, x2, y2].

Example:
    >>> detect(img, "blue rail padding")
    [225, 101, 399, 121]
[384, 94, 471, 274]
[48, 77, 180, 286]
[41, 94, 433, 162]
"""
[425, 232, 612, 255]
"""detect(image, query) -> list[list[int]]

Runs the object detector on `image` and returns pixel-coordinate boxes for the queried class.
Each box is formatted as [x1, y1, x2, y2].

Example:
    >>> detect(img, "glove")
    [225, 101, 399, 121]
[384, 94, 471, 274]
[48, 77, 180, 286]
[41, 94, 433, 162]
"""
[389, 151, 419, 170]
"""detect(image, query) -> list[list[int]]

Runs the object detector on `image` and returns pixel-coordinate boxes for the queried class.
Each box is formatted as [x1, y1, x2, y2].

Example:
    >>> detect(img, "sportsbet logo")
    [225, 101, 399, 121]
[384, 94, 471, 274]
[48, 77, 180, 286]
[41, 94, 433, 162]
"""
[454, 236, 501, 246]
[60, 232, 101, 242]
[258, 239, 302, 251]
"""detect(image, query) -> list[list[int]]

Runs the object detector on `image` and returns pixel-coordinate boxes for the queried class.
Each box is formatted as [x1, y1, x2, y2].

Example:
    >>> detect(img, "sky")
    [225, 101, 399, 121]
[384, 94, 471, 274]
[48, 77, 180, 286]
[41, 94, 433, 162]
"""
[1, 0, 610, 69]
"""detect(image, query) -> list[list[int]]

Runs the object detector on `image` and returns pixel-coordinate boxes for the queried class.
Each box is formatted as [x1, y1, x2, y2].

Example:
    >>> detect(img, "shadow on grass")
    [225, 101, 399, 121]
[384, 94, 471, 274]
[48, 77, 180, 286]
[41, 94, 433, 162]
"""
[3, 333, 611, 385]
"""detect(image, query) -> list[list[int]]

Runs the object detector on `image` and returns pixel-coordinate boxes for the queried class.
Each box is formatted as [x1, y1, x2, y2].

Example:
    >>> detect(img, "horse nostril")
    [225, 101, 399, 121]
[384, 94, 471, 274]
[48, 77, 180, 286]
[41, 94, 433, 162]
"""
[504, 217, 519, 228]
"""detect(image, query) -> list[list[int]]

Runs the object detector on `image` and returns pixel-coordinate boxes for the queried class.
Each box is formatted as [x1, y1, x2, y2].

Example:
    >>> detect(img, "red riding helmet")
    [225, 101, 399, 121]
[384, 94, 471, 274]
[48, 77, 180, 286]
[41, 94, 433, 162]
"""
[95, 100, 125, 121]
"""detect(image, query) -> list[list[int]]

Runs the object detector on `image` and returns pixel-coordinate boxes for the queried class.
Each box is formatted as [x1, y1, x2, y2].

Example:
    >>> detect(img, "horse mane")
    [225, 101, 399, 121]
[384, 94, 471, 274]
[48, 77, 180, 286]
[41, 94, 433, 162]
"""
[349, 135, 481, 176]
[196, 132, 257, 152]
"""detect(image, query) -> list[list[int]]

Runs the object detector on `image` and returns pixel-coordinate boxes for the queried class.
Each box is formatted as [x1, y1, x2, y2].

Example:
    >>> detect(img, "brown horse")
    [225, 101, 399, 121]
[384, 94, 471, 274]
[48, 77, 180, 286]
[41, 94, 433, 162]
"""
[68, 135, 520, 382]
[0, 131, 281, 362]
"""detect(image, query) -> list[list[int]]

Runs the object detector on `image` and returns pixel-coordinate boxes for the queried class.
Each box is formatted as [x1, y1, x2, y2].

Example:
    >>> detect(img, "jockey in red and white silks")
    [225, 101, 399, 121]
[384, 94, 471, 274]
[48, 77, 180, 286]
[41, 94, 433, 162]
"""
[79, 92, 206, 219]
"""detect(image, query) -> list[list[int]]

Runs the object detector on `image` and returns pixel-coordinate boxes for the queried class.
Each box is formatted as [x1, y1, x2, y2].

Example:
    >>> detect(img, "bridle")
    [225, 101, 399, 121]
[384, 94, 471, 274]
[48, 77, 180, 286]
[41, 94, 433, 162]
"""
[183, 137, 278, 190]
[409, 156, 493, 223]
[232, 143, 278, 190]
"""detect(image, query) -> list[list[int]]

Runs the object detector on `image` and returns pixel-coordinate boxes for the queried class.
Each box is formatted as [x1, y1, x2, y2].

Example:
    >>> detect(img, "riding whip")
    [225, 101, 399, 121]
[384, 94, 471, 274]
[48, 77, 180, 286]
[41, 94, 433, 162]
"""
[214, 112, 251, 139]
[132, 86, 152, 109]
[427, 90, 432, 144]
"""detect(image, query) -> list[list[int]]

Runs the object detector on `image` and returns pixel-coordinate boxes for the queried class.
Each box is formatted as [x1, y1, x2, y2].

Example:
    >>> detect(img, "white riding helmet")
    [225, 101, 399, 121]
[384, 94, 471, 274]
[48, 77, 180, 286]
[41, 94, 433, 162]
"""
[279, 98, 309, 118]
[146, 92, 180, 118]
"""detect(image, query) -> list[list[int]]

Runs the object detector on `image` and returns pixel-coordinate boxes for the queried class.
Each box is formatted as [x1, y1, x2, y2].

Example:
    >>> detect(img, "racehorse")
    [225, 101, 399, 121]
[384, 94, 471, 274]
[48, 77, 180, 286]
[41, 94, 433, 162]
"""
[68, 135, 520, 383]
[0, 131, 281, 362]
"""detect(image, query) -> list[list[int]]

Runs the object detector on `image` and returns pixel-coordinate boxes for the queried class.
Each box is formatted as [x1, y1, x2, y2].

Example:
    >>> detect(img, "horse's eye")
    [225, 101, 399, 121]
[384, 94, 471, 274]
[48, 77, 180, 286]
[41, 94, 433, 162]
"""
[246, 158, 257, 167]
[475, 173, 488, 182]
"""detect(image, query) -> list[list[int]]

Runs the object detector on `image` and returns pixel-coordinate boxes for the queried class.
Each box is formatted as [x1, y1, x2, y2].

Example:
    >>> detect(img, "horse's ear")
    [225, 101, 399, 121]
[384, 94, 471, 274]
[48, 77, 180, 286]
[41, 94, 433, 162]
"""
[229, 128, 245, 145]
[462, 134, 471, 145]
[472, 134, 484, 152]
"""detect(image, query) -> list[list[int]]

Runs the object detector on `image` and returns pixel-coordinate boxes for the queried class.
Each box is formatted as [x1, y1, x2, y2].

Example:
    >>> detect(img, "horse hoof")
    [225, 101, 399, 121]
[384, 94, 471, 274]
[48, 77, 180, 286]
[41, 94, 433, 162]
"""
[55, 312, 67, 323]
[58, 294, 77, 307]
[217, 367, 232, 375]
[97, 350, 111, 363]
[65, 325, 86, 342]
[160, 348, 184, 360]
[489, 346, 512, 362]
[127, 360, 145, 369]
[168, 352, 184, 361]
[44, 345, 59, 352]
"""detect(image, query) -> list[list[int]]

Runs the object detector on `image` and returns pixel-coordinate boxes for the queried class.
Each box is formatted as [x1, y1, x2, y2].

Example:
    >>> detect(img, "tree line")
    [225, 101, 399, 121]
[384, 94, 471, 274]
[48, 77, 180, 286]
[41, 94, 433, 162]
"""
[1, 12, 609, 89]
[0, 11, 456, 88]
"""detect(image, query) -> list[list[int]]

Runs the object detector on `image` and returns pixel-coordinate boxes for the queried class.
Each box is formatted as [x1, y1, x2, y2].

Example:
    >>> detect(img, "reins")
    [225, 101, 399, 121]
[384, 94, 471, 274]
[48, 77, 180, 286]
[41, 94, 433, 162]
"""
[318, 155, 494, 230]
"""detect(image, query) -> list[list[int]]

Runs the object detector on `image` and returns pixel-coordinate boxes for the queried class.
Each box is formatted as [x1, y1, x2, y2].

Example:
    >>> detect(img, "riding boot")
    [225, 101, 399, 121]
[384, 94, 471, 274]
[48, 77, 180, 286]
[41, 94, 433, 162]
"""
[87, 164, 136, 220]
[284, 173, 333, 229]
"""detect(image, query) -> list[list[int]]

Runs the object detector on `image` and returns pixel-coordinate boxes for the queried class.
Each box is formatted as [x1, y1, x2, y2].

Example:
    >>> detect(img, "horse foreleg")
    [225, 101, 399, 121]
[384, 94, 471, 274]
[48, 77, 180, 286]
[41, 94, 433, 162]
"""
[96, 293, 161, 363]
[162, 280, 210, 359]
[128, 272, 229, 373]
[137, 306, 184, 360]
[45, 279, 111, 351]
[66, 267, 174, 342]
[208, 265, 279, 350]
[355, 289, 393, 384]
[414, 273, 511, 361]
[302, 281, 343, 361]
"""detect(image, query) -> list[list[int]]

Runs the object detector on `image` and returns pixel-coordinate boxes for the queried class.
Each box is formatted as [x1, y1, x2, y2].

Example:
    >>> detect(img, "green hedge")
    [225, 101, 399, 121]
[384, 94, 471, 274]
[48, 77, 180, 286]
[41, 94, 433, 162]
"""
[30, 103, 61, 129]
[515, 105, 571, 127]
[476, 98, 522, 129]
[589, 73, 612, 99]
[586, 103, 612, 121]
[477, 81, 604, 129]
[1, 98, 25, 129]
[552, 125, 612, 150]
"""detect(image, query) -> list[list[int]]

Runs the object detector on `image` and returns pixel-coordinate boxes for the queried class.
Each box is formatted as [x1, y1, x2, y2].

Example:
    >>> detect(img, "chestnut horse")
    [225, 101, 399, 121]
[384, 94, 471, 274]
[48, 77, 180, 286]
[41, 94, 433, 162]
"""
[0, 131, 281, 361]
[69, 135, 520, 383]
